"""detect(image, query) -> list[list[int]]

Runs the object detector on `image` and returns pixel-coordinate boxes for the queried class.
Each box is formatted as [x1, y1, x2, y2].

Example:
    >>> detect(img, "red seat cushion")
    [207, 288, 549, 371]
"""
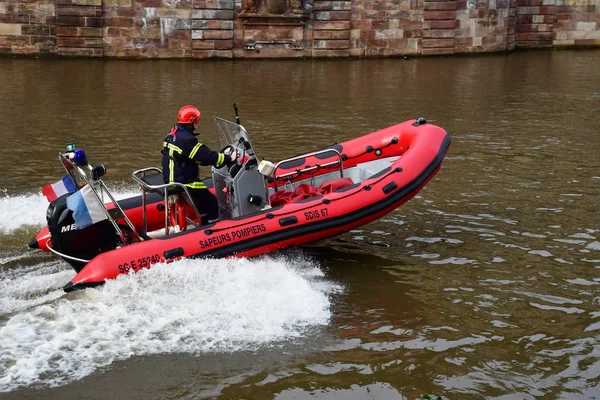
[318, 177, 354, 194]
[270, 189, 295, 207]
[269, 178, 355, 206]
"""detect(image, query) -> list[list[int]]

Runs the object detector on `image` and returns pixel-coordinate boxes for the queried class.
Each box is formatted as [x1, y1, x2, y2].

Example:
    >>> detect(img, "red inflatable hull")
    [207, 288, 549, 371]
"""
[59, 119, 450, 291]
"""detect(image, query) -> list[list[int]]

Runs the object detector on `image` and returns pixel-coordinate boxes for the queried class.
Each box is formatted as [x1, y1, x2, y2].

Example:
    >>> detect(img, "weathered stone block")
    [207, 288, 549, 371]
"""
[403, 29, 423, 38]
[329, 11, 352, 20]
[104, 36, 134, 47]
[57, 16, 86, 26]
[422, 46, 455, 54]
[72, 0, 102, 6]
[0, 23, 22, 36]
[313, 30, 350, 39]
[116, 8, 138, 17]
[313, 39, 349, 49]
[516, 31, 553, 40]
[576, 21, 596, 31]
[312, 49, 350, 57]
[140, 27, 161, 38]
[191, 20, 208, 29]
[422, 38, 455, 47]
[214, 38, 232, 48]
[423, 28, 455, 38]
[37, 3, 55, 15]
[203, 29, 233, 39]
[17, 3, 38, 15]
[191, 9, 233, 19]
[365, 38, 389, 47]
[192, 38, 213, 48]
[57, 27, 79, 36]
[30, 35, 56, 45]
[172, 30, 192, 39]
[104, 17, 137, 27]
[365, 47, 385, 56]
[517, 6, 540, 14]
[313, 21, 350, 30]
[192, 49, 229, 58]
[424, 10, 456, 19]
[192, 0, 233, 9]
[57, 6, 100, 16]
[208, 20, 233, 29]
[424, 1, 458, 10]
[350, 20, 371, 30]
[21, 25, 51, 35]
[553, 38, 575, 44]
[583, 31, 600, 39]
[191, 29, 204, 39]
[11, 45, 42, 54]
[371, 20, 389, 29]
[0, 15, 25, 24]
[314, 1, 352, 11]
[78, 27, 102, 37]
[456, 36, 473, 45]
[57, 36, 102, 46]
[424, 19, 458, 28]
[155, 48, 185, 57]
[314, 11, 330, 20]
[168, 38, 191, 48]
[157, 8, 191, 18]
[57, 47, 103, 56]
[0, 36, 30, 47]
[375, 29, 405, 39]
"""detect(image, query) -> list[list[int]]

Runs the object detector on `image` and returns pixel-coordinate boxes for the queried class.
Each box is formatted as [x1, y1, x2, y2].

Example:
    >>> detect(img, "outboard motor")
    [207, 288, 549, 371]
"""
[46, 194, 121, 273]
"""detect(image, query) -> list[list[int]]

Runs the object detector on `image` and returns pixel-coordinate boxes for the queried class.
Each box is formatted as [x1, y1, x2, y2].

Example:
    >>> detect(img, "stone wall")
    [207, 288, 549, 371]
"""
[0, 0, 598, 58]
[0, 0, 56, 54]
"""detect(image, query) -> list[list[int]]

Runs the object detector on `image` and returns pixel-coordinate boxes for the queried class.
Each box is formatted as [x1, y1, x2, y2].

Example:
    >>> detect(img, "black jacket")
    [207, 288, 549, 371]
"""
[161, 124, 230, 189]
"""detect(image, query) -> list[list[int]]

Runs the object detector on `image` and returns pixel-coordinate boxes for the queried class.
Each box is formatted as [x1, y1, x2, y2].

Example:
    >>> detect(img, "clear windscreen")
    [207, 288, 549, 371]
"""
[215, 117, 256, 158]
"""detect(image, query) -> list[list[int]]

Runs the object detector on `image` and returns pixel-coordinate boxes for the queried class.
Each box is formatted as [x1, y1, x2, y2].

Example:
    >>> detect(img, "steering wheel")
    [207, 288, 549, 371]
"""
[221, 145, 235, 157]
[218, 145, 238, 169]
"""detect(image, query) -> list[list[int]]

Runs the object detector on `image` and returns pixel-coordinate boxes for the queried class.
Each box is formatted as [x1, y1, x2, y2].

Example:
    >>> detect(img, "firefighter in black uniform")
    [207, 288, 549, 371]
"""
[161, 105, 236, 225]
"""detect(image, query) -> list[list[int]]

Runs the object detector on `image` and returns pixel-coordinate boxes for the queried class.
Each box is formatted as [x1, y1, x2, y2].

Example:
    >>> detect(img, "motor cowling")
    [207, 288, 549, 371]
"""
[46, 194, 121, 273]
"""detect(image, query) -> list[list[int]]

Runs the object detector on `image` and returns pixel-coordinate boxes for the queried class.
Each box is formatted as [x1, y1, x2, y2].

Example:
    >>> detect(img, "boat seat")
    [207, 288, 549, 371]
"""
[319, 177, 354, 194]
[137, 172, 185, 197]
[132, 167, 202, 231]
[270, 177, 354, 206]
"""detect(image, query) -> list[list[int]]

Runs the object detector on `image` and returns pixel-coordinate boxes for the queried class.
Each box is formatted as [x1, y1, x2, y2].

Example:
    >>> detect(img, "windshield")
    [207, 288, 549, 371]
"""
[215, 117, 256, 158]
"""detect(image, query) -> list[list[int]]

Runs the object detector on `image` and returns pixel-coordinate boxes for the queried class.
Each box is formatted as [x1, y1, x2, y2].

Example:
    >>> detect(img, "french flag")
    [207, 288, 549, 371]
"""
[42, 175, 77, 202]
[66, 185, 108, 230]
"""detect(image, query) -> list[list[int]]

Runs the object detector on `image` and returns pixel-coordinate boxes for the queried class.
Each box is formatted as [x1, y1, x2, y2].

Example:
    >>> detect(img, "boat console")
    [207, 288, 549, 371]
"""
[212, 118, 271, 220]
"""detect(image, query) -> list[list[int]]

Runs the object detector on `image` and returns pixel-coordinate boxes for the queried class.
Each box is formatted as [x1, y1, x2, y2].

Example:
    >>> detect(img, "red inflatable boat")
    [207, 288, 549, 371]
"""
[30, 117, 450, 292]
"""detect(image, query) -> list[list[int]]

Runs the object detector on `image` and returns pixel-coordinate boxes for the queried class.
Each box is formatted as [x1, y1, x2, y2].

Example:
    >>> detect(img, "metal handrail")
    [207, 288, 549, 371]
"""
[131, 167, 202, 233]
[58, 153, 139, 246]
[272, 148, 344, 192]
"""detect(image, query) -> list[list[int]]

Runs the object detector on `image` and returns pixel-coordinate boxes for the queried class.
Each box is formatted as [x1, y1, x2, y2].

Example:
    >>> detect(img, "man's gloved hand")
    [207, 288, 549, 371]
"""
[230, 150, 238, 163]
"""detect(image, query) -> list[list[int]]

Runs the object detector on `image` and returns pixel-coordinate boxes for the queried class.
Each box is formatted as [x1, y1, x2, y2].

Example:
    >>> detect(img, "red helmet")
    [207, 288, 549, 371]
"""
[177, 105, 201, 125]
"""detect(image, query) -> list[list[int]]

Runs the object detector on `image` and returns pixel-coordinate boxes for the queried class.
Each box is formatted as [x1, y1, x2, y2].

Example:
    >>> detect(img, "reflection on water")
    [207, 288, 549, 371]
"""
[1, 50, 599, 398]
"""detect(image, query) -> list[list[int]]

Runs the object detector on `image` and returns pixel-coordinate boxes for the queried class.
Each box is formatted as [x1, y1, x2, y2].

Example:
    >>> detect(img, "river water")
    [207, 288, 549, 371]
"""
[0, 50, 599, 399]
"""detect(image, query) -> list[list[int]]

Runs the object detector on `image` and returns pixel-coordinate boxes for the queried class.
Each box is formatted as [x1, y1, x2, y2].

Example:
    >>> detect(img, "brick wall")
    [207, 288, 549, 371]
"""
[552, 0, 599, 47]
[313, 0, 351, 57]
[454, 0, 516, 53]
[350, 0, 423, 57]
[0, 0, 55, 55]
[0, 0, 597, 58]
[57, 0, 102, 57]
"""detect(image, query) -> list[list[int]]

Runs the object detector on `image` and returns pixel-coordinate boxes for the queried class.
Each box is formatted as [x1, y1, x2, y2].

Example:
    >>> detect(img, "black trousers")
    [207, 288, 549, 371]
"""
[188, 188, 218, 225]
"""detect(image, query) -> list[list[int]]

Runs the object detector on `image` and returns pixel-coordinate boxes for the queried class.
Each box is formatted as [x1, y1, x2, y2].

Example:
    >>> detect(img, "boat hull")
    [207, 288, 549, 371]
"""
[64, 119, 451, 291]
